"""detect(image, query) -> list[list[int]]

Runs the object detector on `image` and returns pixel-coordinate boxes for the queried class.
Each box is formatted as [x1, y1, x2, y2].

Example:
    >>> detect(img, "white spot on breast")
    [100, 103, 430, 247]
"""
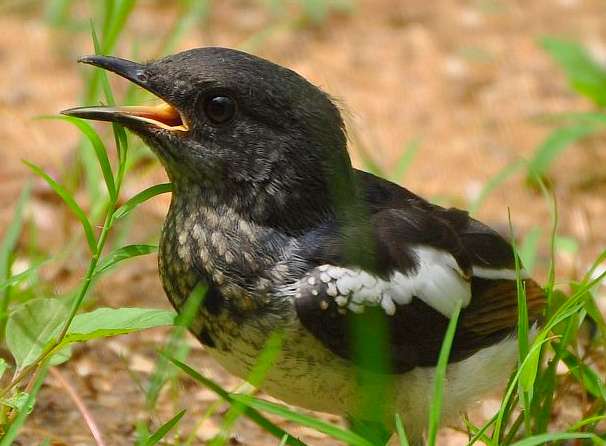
[200, 247, 210, 263]
[348, 302, 364, 313]
[192, 223, 204, 241]
[213, 270, 224, 285]
[327, 267, 345, 279]
[178, 232, 187, 245]
[326, 282, 338, 297]
[307, 277, 316, 286]
[320, 273, 331, 283]
[335, 296, 348, 307]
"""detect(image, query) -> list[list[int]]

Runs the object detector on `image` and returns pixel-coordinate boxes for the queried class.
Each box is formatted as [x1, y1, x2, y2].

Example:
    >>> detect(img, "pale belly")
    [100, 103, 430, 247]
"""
[203, 315, 520, 435]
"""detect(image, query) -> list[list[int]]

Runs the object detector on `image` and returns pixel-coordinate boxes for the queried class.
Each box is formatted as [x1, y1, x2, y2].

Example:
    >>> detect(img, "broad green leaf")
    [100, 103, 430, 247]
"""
[143, 409, 186, 446]
[64, 307, 176, 344]
[1, 391, 32, 413]
[5, 298, 69, 371]
[24, 161, 97, 253]
[164, 354, 307, 446]
[95, 244, 157, 276]
[231, 394, 374, 446]
[113, 183, 173, 220]
[541, 37, 606, 106]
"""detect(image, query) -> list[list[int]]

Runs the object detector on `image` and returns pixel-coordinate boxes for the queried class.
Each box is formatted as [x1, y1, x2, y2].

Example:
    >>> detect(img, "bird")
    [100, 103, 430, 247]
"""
[62, 47, 545, 445]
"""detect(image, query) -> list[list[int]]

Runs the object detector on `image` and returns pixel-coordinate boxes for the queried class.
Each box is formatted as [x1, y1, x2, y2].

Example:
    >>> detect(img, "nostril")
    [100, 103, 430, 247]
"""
[135, 70, 148, 83]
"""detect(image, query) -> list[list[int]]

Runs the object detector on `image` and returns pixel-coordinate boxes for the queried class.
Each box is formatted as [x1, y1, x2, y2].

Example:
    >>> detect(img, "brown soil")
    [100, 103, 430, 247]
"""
[1, 1, 605, 445]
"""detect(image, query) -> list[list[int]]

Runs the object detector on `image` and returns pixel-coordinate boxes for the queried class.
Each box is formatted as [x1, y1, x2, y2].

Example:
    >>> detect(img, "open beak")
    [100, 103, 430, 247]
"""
[61, 55, 188, 132]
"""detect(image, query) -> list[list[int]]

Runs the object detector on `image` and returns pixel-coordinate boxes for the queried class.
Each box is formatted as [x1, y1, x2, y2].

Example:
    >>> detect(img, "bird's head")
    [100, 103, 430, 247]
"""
[63, 47, 355, 230]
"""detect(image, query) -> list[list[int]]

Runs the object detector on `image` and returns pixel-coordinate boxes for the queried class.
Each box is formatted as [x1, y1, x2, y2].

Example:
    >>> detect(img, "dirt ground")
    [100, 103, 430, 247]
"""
[1, 1, 605, 445]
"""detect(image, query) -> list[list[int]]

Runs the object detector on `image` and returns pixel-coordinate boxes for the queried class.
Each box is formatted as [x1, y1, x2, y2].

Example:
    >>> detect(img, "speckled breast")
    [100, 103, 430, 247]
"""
[157, 191, 295, 357]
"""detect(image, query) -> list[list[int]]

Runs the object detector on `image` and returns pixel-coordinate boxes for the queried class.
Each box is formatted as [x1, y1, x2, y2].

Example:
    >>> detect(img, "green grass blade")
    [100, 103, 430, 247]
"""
[426, 302, 461, 446]
[113, 183, 173, 220]
[164, 354, 307, 446]
[561, 350, 606, 401]
[44, 0, 73, 26]
[23, 161, 97, 253]
[567, 415, 606, 432]
[211, 332, 284, 446]
[0, 259, 50, 292]
[159, 0, 210, 55]
[142, 409, 186, 446]
[469, 160, 525, 215]
[509, 431, 598, 446]
[527, 124, 601, 185]
[394, 413, 410, 446]
[95, 244, 157, 276]
[46, 115, 117, 201]
[230, 394, 374, 446]
[0, 365, 48, 446]
[145, 284, 206, 410]
[518, 226, 542, 275]
[541, 37, 606, 107]
[101, 0, 136, 55]
[492, 336, 555, 441]
[91, 22, 116, 106]
[391, 138, 421, 183]
[0, 182, 31, 331]
[90, 20, 130, 169]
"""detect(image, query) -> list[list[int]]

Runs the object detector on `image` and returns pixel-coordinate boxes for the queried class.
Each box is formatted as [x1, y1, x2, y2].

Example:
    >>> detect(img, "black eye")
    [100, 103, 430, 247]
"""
[203, 95, 236, 124]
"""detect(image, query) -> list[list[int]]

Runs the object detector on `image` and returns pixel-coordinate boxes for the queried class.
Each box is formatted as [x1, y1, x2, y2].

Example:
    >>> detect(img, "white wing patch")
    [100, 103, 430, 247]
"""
[472, 266, 529, 281]
[294, 246, 472, 318]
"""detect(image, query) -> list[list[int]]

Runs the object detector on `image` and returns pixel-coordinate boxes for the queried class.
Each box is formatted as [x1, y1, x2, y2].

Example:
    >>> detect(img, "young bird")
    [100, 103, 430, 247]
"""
[63, 48, 545, 445]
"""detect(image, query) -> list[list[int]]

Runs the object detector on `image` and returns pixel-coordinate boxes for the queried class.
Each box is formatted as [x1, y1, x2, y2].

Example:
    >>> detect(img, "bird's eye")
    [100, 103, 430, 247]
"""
[203, 95, 236, 125]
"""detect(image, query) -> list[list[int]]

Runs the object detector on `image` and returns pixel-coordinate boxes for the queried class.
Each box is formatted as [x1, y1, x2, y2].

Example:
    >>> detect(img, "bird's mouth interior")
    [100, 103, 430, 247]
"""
[108, 101, 188, 131]
[60, 55, 189, 132]
[62, 98, 189, 132]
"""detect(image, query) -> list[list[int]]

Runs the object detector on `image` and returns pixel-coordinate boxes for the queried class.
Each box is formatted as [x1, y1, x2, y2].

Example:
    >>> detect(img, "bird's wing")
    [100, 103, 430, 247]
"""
[292, 174, 545, 373]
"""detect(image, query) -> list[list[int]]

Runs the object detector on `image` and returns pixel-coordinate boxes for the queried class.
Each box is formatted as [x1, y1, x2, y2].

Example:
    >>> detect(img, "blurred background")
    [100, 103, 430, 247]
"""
[1, 0, 605, 444]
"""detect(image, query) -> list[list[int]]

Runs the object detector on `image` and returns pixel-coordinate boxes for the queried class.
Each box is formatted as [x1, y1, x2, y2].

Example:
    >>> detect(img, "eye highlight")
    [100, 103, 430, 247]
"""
[203, 95, 236, 125]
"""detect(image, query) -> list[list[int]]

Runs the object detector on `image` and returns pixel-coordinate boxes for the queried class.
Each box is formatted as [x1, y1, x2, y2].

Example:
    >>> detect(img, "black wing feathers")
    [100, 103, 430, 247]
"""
[294, 170, 545, 373]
